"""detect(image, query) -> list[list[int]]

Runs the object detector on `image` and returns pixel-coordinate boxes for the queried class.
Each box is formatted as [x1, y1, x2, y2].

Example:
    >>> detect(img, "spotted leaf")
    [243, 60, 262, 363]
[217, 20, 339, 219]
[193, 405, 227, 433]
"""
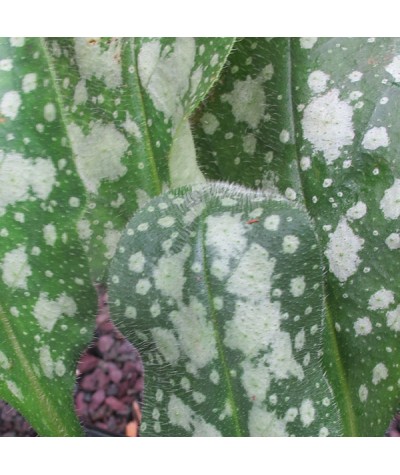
[46, 37, 235, 282]
[193, 37, 400, 436]
[0, 38, 97, 436]
[108, 182, 341, 436]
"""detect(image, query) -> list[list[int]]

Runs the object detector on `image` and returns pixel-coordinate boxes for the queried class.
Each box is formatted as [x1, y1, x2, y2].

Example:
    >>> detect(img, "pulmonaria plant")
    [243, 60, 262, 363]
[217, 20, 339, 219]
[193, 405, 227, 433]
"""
[0, 37, 399, 436]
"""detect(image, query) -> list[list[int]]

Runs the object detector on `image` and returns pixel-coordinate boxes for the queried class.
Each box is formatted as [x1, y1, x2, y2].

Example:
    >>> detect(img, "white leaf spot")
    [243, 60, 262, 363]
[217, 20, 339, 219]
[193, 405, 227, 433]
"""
[122, 112, 142, 139]
[362, 127, 389, 150]
[359, 384, 368, 402]
[193, 392, 206, 404]
[136, 278, 151, 295]
[200, 113, 219, 135]
[285, 188, 297, 201]
[300, 38, 318, 49]
[153, 245, 189, 302]
[43, 224, 57, 246]
[354, 317, 372, 336]
[307, 70, 330, 94]
[0, 351, 11, 369]
[14, 212, 24, 223]
[44, 103, 56, 122]
[282, 235, 300, 254]
[0, 152, 57, 210]
[73, 79, 88, 105]
[294, 329, 305, 351]
[103, 229, 121, 260]
[302, 89, 354, 165]
[22, 73, 37, 93]
[68, 197, 80, 207]
[385, 233, 400, 250]
[33, 292, 77, 332]
[6, 380, 23, 400]
[248, 406, 288, 436]
[221, 65, 273, 129]
[124, 306, 137, 319]
[300, 399, 315, 427]
[385, 55, 400, 82]
[206, 213, 248, 280]
[241, 360, 270, 402]
[368, 289, 395, 310]
[243, 134, 257, 155]
[138, 38, 195, 127]
[158, 216, 175, 228]
[30, 158, 57, 200]
[151, 328, 180, 365]
[372, 363, 388, 385]
[348, 71, 363, 82]
[167, 395, 193, 430]
[325, 218, 364, 282]
[0, 91, 21, 120]
[0, 59, 13, 71]
[300, 156, 311, 171]
[67, 122, 128, 194]
[227, 243, 274, 300]
[346, 201, 367, 221]
[380, 179, 400, 220]
[387, 305, 400, 332]
[264, 214, 281, 231]
[290, 276, 306, 297]
[210, 370, 220, 384]
[169, 297, 217, 371]
[10, 38, 25, 47]
[74, 38, 122, 89]
[279, 129, 290, 143]
[128, 251, 146, 273]
[1, 246, 31, 290]
[77, 219, 92, 241]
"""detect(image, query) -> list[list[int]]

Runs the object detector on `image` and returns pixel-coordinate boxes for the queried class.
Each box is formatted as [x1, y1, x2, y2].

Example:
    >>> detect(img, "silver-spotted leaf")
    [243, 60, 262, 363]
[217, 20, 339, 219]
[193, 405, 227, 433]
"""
[46, 37, 235, 282]
[0, 37, 97, 436]
[108, 182, 341, 436]
[193, 37, 400, 436]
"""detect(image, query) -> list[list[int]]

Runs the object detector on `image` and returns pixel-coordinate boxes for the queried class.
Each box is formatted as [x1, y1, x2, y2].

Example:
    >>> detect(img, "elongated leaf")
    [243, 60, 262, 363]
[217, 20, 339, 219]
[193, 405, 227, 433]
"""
[193, 38, 400, 436]
[108, 183, 342, 436]
[0, 37, 97, 436]
[46, 37, 235, 281]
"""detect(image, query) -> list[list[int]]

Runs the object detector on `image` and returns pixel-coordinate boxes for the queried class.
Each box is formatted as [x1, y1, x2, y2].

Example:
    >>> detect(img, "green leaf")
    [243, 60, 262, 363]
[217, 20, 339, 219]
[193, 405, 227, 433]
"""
[46, 37, 235, 282]
[108, 182, 342, 436]
[193, 38, 302, 198]
[0, 37, 97, 436]
[193, 38, 400, 436]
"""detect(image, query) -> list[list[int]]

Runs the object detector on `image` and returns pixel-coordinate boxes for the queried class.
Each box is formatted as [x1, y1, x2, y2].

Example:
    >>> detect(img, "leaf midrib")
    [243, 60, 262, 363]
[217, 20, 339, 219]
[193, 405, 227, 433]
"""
[198, 207, 243, 436]
[128, 39, 163, 196]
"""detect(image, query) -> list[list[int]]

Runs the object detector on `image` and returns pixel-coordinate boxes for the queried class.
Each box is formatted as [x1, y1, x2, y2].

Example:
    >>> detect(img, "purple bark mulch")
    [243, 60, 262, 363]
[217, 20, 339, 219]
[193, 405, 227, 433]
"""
[0, 287, 143, 437]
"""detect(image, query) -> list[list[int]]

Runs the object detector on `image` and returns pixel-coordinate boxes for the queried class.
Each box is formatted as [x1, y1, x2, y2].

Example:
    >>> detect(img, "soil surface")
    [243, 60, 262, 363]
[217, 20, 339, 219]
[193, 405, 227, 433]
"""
[0, 287, 143, 437]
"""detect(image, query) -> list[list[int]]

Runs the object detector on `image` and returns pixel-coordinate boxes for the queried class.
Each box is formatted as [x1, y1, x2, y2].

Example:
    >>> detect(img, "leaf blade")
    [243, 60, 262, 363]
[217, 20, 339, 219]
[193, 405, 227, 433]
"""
[192, 37, 400, 436]
[47, 37, 235, 282]
[109, 183, 342, 436]
[0, 37, 97, 436]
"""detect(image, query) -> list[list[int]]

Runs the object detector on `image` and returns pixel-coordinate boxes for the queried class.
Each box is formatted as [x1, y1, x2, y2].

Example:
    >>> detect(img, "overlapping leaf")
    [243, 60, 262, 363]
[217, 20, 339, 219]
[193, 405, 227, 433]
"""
[0, 37, 97, 436]
[47, 37, 235, 281]
[193, 37, 400, 436]
[109, 183, 342, 436]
